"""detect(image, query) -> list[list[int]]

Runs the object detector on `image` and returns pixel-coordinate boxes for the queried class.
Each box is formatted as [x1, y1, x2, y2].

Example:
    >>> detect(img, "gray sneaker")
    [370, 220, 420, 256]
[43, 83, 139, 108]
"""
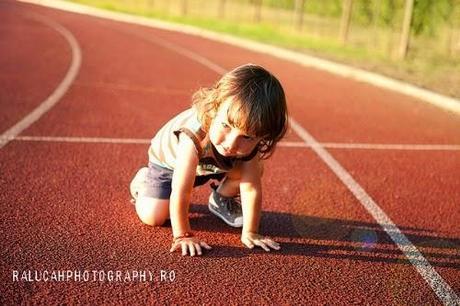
[208, 183, 243, 228]
[129, 167, 148, 204]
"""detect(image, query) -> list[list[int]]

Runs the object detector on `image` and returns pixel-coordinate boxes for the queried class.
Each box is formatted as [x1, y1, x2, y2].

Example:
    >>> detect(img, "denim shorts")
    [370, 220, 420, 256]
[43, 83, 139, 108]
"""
[138, 162, 226, 200]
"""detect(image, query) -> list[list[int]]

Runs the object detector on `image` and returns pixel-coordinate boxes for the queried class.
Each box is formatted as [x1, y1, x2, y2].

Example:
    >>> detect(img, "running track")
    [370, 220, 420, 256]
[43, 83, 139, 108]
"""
[1, 1, 459, 304]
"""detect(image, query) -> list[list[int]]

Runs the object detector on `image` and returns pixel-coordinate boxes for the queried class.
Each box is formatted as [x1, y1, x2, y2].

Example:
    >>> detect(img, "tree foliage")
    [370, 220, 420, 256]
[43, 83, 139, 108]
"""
[412, 0, 454, 35]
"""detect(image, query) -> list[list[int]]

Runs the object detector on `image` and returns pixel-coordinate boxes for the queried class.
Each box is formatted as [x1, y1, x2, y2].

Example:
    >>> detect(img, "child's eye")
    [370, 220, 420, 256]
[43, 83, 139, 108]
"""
[243, 135, 255, 141]
[221, 122, 230, 129]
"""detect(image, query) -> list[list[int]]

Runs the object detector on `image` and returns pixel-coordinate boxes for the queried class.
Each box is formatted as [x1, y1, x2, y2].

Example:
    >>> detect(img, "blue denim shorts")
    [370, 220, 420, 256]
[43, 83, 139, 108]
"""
[139, 162, 225, 200]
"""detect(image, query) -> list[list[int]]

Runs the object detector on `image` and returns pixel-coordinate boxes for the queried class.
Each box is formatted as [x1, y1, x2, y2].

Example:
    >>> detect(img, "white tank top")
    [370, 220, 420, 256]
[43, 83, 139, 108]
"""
[148, 107, 257, 176]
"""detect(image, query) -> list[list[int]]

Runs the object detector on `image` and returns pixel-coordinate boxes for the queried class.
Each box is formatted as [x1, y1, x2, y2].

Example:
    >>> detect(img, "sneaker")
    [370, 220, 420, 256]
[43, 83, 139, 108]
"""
[129, 167, 149, 204]
[208, 183, 243, 228]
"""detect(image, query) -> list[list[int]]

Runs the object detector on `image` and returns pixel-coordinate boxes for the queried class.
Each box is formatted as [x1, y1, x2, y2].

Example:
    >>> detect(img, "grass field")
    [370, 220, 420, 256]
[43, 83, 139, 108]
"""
[68, 0, 460, 99]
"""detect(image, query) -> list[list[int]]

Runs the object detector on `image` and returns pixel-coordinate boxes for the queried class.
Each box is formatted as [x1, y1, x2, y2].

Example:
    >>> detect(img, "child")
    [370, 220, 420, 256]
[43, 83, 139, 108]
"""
[130, 64, 288, 256]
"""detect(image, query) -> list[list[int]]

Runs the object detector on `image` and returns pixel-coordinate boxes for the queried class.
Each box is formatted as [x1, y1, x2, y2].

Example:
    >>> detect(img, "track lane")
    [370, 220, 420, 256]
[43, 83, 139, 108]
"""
[120, 20, 460, 145]
[1, 1, 458, 304]
[0, 3, 71, 133]
[329, 149, 460, 292]
[18, 10, 216, 139]
[0, 142, 441, 304]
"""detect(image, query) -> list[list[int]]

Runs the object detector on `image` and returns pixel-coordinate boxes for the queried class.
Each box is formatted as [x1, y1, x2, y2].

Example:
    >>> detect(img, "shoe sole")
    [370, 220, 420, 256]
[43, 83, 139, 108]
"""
[208, 202, 243, 228]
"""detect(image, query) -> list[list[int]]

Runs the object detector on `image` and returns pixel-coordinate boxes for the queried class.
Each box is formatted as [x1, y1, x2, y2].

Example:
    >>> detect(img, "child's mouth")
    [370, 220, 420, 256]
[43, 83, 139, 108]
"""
[220, 146, 236, 156]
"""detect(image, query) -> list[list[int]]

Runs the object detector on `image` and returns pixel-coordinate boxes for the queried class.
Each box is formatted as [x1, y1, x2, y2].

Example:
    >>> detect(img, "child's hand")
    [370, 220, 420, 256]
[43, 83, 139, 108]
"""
[170, 236, 212, 256]
[241, 232, 281, 251]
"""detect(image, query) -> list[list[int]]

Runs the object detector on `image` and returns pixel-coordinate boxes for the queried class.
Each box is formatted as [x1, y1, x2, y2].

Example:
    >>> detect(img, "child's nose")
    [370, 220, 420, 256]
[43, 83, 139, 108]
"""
[223, 133, 239, 151]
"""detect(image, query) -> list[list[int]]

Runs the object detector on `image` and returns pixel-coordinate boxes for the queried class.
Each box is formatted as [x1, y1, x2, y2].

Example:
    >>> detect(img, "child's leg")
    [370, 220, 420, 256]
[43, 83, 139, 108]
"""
[208, 161, 263, 228]
[216, 171, 240, 197]
[135, 196, 170, 226]
[130, 165, 172, 227]
[217, 160, 264, 197]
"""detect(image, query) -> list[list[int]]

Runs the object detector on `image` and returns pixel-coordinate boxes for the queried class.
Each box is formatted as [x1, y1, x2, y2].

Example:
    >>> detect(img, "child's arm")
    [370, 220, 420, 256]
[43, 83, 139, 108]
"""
[169, 133, 211, 256]
[239, 157, 281, 252]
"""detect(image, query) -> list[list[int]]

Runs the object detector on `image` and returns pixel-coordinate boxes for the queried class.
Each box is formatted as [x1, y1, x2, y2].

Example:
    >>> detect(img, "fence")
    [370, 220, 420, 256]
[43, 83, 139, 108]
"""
[136, 0, 460, 61]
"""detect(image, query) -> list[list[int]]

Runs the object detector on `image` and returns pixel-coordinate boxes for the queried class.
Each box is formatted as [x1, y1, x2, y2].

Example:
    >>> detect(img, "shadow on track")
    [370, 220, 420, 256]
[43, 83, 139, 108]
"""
[185, 203, 460, 269]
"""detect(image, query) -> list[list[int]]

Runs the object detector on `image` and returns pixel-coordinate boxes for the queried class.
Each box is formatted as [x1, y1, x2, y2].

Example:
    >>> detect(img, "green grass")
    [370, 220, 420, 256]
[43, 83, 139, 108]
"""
[68, 0, 460, 99]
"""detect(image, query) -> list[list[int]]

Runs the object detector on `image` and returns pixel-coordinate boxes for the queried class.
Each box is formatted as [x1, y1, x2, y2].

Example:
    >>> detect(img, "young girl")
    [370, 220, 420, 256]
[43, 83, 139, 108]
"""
[130, 64, 288, 256]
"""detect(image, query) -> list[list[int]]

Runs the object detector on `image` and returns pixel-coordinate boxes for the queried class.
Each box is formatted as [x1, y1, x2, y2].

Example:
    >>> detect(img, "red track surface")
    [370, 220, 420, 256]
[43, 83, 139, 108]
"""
[1, 1, 459, 304]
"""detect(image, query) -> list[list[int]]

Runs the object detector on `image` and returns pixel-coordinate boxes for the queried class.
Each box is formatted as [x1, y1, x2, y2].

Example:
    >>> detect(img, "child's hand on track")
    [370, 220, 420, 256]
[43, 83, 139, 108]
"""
[170, 237, 212, 256]
[241, 232, 281, 251]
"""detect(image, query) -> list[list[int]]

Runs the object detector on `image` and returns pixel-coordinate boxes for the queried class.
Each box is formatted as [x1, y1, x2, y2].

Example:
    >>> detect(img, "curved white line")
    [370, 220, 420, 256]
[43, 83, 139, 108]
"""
[0, 13, 82, 149]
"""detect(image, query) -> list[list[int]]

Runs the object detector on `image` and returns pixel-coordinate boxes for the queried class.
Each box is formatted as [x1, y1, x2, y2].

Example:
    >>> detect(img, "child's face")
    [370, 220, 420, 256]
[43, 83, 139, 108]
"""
[209, 99, 260, 158]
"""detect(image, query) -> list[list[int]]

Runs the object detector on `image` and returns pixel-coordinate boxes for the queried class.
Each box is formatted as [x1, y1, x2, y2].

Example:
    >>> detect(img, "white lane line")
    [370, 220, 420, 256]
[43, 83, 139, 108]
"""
[0, 12, 82, 149]
[120, 28, 460, 304]
[319, 142, 460, 151]
[6, 135, 151, 144]
[5, 136, 460, 151]
[289, 119, 460, 305]
[281, 141, 460, 151]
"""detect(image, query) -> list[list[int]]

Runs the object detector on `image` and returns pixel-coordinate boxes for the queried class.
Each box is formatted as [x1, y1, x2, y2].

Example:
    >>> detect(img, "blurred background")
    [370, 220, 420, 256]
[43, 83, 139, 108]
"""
[69, 0, 460, 98]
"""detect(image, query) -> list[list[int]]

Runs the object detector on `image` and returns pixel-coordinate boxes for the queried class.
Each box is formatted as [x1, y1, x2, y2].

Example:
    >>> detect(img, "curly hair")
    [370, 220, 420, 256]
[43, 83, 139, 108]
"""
[192, 64, 288, 159]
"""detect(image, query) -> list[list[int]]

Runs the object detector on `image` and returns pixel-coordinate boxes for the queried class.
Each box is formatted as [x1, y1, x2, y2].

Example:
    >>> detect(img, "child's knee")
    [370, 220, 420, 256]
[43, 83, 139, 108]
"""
[135, 197, 169, 226]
